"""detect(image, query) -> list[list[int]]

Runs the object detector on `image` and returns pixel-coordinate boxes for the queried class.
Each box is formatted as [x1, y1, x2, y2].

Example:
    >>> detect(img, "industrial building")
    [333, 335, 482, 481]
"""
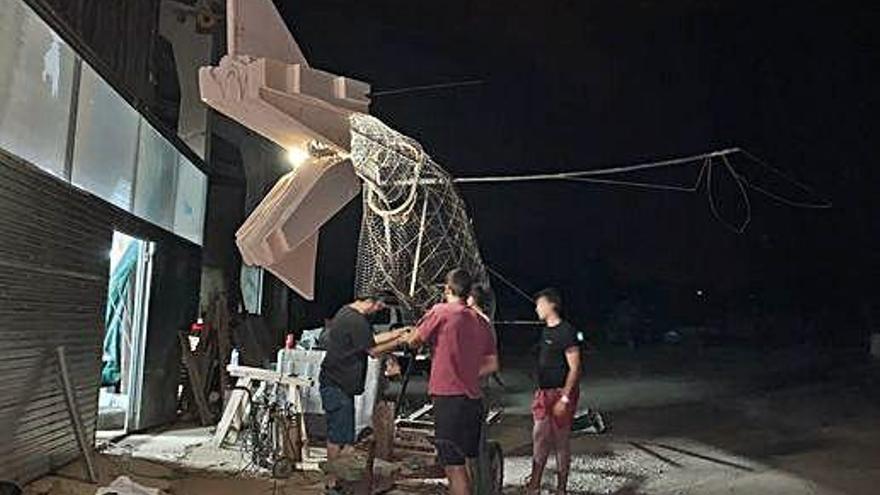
[0, 0, 297, 484]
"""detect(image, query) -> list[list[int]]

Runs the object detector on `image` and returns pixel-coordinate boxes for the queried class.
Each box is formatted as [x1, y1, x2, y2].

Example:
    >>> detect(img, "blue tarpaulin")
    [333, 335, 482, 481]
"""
[101, 242, 138, 386]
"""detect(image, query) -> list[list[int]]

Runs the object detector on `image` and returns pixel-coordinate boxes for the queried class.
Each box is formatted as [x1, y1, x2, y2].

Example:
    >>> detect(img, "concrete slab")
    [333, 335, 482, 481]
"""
[101, 426, 250, 473]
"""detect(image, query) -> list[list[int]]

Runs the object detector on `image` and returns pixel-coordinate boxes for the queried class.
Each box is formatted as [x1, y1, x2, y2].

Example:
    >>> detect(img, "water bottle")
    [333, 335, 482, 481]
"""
[230, 348, 240, 366]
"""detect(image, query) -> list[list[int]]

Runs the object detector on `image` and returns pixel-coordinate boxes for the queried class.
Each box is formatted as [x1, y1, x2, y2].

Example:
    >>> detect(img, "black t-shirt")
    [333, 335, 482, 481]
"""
[536, 321, 580, 389]
[319, 306, 374, 396]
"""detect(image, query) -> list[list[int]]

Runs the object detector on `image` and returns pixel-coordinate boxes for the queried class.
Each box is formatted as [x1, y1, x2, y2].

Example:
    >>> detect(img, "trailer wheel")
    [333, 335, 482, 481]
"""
[488, 440, 503, 494]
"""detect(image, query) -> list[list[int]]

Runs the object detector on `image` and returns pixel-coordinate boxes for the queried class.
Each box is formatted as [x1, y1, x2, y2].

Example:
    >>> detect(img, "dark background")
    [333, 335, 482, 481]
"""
[275, 0, 878, 349]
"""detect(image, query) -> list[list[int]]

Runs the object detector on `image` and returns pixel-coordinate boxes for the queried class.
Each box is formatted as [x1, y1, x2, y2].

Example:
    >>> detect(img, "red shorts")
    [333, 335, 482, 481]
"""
[532, 387, 579, 429]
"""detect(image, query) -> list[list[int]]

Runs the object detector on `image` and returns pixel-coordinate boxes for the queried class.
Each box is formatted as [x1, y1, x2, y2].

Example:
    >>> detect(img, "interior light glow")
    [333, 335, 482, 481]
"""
[286, 147, 309, 168]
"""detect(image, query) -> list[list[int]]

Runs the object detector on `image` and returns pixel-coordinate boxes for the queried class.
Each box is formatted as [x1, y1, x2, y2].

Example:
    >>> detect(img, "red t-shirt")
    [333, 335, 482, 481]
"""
[417, 301, 497, 399]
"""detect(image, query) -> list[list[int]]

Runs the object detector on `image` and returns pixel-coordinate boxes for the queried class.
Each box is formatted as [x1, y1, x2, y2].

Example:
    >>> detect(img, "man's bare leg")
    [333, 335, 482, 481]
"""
[527, 418, 553, 493]
[325, 442, 342, 490]
[446, 465, 471, 495]
[445, 465, 471, 495]
[552, 423, 572, 494]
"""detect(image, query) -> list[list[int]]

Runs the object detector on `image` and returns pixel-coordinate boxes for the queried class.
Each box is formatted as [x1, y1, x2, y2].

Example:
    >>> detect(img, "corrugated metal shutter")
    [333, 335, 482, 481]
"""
[0, 150, 110, 484]
[0, 149, 202, 483]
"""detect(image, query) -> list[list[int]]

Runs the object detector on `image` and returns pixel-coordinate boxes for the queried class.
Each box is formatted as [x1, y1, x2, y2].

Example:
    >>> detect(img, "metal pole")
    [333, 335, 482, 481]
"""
[408, 196, 429, 297]
[56, 346, 98, 482]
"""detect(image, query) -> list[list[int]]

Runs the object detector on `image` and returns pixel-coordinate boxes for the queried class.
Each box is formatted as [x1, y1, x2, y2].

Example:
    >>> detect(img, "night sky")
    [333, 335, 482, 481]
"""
[275, 1, 878, 342]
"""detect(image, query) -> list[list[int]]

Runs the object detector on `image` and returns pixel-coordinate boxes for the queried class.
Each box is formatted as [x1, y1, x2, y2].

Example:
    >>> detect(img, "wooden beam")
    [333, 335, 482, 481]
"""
[213, 376, 251, 447]
[56, 346, 98, 483]
[226, 364, 313, 387]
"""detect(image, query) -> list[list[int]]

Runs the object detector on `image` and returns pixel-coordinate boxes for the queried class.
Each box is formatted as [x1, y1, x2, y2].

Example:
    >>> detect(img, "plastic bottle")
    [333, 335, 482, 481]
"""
[230, 348, 240, 366]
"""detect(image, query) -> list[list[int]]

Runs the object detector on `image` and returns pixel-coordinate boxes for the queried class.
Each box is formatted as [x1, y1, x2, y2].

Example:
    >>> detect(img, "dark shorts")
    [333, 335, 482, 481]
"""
[432, 395, 483, 466]
[320, 382, 355, 446]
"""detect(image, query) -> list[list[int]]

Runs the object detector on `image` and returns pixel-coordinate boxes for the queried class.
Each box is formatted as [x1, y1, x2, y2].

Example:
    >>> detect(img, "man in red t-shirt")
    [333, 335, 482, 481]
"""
[402, 269, 498, 495]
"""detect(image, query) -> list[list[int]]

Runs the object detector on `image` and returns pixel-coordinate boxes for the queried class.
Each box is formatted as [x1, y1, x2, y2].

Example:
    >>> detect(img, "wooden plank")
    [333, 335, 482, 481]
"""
[213, 376, 250, 447]
[395, 419, 434, 428]
[289, 385, 310, 457]
[282, 413, 303, 463]
[294, 461, 322, 471]
[55, 346, 97, 483]
[373, 400, 395, 460]
[226, 364, 312, 387]
[403, 403, 433, 421]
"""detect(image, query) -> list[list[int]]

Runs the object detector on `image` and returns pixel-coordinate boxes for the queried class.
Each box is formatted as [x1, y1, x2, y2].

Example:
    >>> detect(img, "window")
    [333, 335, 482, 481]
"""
[0, 0, 76, 178]
[134, 121, 179, 230]
[240, 265, 264, 315]
[173, 156, 207, 245]
[72, 64, 140, 210]
[1, 0, 210, 246]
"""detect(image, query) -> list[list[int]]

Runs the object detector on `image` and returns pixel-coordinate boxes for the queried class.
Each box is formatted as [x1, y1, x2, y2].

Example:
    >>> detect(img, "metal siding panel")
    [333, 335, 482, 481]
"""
[0, 149, 201, 484]
[0, 151, 108, 485]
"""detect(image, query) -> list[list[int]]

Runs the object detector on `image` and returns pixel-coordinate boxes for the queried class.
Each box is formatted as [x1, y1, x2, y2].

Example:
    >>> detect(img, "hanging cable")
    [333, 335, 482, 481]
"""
[723, 154, 752, 233]
[735, 151, 832, 208]
[485, 264, 535, 305]
[370, 79, 484, 97]
[453, 148, 739, 184]
[449, 147, 829, 233]
[706, 157, 751, 234]
[739, 149, 826, 198]
[562, 159, 710, 192]
[743, 181, 832, 209]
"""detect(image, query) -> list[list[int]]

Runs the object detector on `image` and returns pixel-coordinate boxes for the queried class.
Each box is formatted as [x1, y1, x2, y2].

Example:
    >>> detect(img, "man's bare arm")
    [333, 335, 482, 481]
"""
[400, 326, 423, 348]
[367, 337, 404, 358]
[373, 328, 405, 345]
[561, 347, 581, 398]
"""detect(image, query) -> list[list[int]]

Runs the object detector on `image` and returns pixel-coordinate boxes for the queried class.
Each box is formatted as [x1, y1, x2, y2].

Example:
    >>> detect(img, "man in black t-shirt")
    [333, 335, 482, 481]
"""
[319, 294, 408, 493]
[526, 288, 582, 495]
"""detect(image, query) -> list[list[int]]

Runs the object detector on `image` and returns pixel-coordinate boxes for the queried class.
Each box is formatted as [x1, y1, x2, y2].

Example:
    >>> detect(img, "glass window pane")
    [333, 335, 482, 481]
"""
[173, 156, 207, 245]
[72, 64, 139, 209]
[240, 265, 264, 315]
[0, 0, 76, 178]
[134, 121, 178, 229]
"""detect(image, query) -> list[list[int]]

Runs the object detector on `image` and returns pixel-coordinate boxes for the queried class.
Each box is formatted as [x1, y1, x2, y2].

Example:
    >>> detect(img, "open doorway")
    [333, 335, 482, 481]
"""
[97, 231, 153, 440]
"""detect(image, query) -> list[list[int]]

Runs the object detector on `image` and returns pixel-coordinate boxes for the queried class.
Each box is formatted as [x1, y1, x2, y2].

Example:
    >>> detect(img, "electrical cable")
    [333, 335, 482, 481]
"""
[743, 181, 833, 209]
[739, 149, 825, 197]
[485, 264, 535, 305]
[370, 79, 484, 97]
[723, 154, 752, 233]
[453, 148, 739, 184]
[562, 159, 709, 192]
[706, 156, 751, 234]
[452, 148, 829, 234]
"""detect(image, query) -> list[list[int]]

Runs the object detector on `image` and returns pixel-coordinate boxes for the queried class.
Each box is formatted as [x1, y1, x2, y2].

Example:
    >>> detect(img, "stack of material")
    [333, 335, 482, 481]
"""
[234, 155, 360, 299]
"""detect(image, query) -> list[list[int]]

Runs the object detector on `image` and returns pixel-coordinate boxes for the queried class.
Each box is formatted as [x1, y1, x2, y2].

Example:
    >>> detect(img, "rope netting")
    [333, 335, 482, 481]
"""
[349, 114, 488, 320]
